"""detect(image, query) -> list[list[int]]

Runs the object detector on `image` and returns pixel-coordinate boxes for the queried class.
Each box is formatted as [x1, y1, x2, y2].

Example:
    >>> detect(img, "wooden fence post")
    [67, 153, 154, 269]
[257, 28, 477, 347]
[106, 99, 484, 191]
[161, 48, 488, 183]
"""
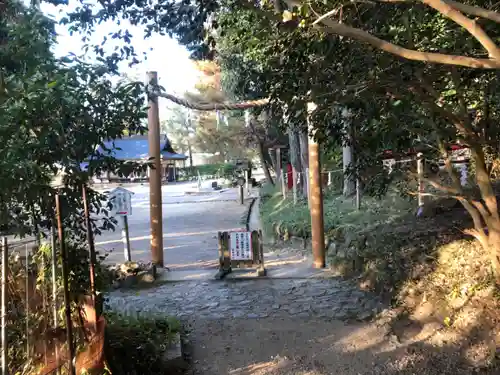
[356, 177, 361, 211]
[417, 152, 425, 210]
[281, 171, 286, 200]
[55, 194, 76, 375]
[82, 185, 97, 327]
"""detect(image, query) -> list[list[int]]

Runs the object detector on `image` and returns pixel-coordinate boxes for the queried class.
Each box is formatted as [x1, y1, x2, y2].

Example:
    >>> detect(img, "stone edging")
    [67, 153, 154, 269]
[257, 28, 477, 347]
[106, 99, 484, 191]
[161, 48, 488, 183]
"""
[163, 331, 189, 372]
[184, 188, 228, 195]
[240, 197, 257, 230]
[164, 198, 254, 205]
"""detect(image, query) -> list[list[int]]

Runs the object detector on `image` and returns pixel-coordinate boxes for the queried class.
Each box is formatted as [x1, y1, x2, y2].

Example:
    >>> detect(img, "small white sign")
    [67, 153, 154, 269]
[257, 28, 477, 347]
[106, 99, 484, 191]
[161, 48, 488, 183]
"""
[229, 231, 253, 260]
[109, 187, 133, 216]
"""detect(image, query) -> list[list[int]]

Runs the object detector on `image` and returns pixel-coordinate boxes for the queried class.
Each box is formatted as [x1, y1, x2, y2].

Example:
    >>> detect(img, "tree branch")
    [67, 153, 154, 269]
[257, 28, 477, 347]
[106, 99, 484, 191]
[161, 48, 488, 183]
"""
[445, 0, 500, 24]
[471, 199, 491, 221]
[421, 0, 500, 60]
[421, 175, 460, 195]
[460, 201, 487, 236]
[371, 0, 500, 24]
[470, 145, 499, 221]
[313, 12, 500, 69]
[439, 144, 489, 235]
[440, 143, 466, 192]
[411, 85, 472, 138]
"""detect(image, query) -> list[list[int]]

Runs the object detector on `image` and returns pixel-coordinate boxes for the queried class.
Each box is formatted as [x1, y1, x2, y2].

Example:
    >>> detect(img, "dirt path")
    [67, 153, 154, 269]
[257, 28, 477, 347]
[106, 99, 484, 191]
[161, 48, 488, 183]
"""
[182, 314, 499, 375]
[184, 317, 393, 375]
[107, 276, 499, 375]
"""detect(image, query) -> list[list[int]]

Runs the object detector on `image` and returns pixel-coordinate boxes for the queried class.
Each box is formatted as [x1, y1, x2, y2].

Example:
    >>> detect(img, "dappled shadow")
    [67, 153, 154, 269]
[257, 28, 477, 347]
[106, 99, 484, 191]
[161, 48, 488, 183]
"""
[185, 305, 499, 375]
[327, 198, 475, 299]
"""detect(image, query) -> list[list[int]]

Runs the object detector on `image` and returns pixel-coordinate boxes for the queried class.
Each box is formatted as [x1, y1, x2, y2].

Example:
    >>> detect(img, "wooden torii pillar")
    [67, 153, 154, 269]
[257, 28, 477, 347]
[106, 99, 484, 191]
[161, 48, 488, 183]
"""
[307, 102, 325, 269]
[147, 71, 164, 267]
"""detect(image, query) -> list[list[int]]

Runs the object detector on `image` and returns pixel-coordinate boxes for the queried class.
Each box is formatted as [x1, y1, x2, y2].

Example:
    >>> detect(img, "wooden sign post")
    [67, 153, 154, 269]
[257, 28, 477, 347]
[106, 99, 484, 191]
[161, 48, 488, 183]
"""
[109, 187, 134, 262]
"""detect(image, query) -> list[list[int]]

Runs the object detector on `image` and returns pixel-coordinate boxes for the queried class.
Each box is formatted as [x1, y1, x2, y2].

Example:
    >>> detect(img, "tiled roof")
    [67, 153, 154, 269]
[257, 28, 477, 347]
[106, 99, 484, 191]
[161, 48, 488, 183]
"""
[97, 135, 187, 161]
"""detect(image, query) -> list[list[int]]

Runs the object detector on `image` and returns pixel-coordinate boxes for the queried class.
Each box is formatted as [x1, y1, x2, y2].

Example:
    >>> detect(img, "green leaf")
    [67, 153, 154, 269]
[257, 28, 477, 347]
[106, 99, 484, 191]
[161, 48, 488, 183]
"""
[442, 89, 457, 97]
[282, 10, 293, 22]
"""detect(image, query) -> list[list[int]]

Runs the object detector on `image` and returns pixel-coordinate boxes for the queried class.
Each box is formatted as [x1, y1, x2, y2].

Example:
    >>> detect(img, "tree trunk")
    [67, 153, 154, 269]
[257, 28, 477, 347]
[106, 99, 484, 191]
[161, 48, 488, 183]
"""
[258, 140, 274, 185]
[288, 127, 301, 196]
[473, 146, 500, 284]
[343, 145, 355, 196]
[342, 108, 356, 196]
[275, 147, 282, 188]
[487, 227, 500, 284]
[299, 129, 309, 197]
[187, 141, 193, 167]
[248, 110, 274, 186]
[288, 127, 301, 174]
[460, 145, 500, 284]
[268, 148, 277, 173]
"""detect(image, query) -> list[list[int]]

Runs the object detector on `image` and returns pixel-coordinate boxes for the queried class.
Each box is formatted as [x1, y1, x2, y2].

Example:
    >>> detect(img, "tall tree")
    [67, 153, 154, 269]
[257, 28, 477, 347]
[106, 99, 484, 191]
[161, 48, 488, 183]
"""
[162, 106, 196, 166]
[58, 0, 500, 281]
[0, 1, 147, 239]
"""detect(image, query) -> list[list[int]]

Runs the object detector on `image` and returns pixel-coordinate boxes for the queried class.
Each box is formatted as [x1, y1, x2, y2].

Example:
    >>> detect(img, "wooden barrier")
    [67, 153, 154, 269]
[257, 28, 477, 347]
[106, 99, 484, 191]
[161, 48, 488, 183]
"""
[215, 230, 266, 279]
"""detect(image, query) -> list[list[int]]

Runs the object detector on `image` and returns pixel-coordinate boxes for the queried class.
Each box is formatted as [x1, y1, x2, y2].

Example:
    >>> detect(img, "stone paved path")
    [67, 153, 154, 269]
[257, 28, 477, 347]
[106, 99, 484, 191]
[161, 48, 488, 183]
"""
[106, 278, 385, 321]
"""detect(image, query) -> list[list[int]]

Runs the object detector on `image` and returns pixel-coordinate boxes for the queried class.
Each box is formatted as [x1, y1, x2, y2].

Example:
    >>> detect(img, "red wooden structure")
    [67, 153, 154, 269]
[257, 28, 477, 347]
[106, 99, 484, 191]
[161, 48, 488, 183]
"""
[287, 163, 293, 190]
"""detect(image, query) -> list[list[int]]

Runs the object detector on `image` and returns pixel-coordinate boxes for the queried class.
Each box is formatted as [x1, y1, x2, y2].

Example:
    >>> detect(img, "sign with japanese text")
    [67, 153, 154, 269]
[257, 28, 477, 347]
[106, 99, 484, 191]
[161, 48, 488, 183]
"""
[109, 187, 133, 216]
[229, 231, 253, 260]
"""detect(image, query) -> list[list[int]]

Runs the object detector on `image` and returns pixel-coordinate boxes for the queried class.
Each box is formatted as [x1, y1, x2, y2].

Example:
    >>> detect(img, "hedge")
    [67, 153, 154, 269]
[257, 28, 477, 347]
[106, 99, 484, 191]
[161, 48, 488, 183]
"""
[177, 163, 237, 180]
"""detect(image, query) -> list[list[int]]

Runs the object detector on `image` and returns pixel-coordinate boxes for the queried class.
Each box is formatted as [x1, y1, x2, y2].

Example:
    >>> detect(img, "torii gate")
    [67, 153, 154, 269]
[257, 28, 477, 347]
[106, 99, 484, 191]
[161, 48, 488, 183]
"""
[146, 71, 325, 269]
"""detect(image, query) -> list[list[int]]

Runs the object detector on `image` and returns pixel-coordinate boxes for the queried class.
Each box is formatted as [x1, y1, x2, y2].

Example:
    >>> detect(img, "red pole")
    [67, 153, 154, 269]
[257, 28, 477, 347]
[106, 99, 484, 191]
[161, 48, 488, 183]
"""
[287, 163, 293, 190]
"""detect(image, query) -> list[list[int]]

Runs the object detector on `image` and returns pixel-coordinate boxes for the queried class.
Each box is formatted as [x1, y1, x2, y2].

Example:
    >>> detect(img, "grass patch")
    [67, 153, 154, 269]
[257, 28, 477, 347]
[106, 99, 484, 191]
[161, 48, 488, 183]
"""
[177, 163, 237, 181]
[105, 312, 181, 374]
[260, 184, 415, 240]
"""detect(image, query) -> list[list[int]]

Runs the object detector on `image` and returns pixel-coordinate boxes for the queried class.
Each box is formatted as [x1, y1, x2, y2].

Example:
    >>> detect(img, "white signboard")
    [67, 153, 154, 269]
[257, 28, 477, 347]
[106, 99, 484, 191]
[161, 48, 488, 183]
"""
[229, 231, 253, 260]
[109, 187, 133, 216]
[450, 147, 470, 163]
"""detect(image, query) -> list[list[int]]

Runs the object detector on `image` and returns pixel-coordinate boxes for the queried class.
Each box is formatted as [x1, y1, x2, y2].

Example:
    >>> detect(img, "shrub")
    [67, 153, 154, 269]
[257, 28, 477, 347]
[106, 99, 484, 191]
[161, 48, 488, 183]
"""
[177, 163, 236, 180]
[105, 312, 181, 374]
[7, 240, 111, 373]
[259, 184, 414, 241]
